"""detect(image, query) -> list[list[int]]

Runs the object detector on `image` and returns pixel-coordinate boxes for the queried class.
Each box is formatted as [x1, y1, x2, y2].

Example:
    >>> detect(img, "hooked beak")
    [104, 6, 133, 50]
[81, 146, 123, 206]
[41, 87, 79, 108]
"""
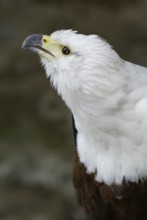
[22, 34, 55, 57]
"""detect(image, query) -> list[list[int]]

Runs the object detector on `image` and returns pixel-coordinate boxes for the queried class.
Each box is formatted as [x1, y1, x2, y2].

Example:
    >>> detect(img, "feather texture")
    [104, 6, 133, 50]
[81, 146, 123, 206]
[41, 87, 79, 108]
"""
[40, 30, 147, 184]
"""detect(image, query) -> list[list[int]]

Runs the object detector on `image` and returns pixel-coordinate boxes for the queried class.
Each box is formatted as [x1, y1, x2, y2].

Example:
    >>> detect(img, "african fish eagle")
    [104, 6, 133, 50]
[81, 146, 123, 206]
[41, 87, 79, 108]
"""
[22, 30, 147, 220]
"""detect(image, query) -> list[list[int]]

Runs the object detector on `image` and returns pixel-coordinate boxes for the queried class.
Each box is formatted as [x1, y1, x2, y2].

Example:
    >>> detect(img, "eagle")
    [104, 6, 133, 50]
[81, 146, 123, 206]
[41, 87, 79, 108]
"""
[22, 30, 147, 220]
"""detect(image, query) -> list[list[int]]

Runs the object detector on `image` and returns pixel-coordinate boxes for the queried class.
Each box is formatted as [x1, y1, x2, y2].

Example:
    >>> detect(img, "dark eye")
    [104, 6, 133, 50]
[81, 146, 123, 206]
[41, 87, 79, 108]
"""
[62, 47, 70, 55]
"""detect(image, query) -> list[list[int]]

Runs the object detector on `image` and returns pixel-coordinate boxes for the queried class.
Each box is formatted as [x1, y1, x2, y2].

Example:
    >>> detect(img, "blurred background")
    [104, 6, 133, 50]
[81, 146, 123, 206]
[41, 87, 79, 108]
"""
[0, 0, 147, 219]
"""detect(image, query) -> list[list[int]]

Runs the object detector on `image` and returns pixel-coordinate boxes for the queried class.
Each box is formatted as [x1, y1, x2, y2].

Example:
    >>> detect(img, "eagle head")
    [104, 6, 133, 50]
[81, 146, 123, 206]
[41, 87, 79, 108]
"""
[22, 30, 122, 112]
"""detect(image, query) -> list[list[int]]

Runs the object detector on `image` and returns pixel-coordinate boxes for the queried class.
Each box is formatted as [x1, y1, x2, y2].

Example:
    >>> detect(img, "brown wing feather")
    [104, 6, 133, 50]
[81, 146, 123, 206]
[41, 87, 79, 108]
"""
[73, 149, 147, 220]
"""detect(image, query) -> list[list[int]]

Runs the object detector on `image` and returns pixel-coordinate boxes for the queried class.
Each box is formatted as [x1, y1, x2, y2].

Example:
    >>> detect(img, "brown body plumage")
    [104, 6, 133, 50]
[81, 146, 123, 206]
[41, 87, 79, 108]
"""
[73, 150, 147, 220]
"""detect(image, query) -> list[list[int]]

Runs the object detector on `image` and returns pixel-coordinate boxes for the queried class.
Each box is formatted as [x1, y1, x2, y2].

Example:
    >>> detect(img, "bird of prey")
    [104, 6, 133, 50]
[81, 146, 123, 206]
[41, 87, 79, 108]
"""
[22, 30, 147, 220]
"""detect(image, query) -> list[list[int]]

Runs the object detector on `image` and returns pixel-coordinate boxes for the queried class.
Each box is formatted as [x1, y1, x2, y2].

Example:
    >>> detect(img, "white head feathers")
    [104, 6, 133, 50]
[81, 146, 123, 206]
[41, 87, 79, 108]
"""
[41, 30, 123, 106]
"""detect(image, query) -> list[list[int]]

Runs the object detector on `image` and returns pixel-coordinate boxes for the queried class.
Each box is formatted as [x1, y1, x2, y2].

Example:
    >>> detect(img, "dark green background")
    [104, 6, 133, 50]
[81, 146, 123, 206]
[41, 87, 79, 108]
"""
[0, 0, 147, 219]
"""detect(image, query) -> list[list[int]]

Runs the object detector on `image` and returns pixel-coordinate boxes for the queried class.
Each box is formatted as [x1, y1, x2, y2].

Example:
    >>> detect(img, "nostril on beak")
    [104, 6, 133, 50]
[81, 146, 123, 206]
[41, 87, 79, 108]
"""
[43, 38, 48, 43]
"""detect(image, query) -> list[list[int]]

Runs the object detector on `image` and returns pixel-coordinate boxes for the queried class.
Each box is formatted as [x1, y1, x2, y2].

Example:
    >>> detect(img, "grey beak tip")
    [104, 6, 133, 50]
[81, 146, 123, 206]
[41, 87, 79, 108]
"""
[22, 34, 43, 51]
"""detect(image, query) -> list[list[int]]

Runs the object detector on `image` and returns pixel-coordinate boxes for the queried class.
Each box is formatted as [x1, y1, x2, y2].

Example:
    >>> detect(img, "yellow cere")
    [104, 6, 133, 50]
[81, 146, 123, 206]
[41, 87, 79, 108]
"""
[41, 35, 65, 58]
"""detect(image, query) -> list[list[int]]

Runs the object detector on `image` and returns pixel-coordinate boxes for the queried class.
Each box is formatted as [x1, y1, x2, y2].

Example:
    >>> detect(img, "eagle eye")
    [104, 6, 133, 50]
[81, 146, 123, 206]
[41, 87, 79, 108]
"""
[61, 47, 70, 55]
